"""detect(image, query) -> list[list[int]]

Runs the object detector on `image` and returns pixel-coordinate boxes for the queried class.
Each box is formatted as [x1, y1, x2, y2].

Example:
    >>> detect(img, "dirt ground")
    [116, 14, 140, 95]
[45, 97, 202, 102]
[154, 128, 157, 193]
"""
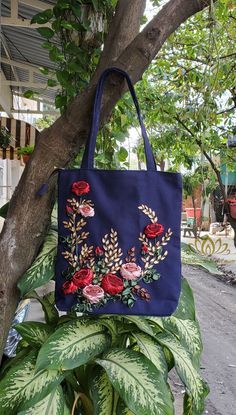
[173, 265, 236, 415]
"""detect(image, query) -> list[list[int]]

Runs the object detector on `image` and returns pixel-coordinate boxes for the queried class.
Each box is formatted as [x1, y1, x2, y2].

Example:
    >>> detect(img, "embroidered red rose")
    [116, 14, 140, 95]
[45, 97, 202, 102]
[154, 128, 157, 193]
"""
[101, 273, 124, 295]
[62, 280, 77, 294]
[72, 268, 93, 288]
[95, 246, 104, 256]
[83, 285, 104, 303]
[141, 243, 149, 253]
[66, 205, 73, 215]
[144, 223, 164, 239]
[71, 181, 90, 196]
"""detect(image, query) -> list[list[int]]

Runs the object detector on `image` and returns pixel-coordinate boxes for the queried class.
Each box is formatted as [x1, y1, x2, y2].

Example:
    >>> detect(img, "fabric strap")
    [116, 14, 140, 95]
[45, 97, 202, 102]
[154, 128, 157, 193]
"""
[81, 67, 156, 171]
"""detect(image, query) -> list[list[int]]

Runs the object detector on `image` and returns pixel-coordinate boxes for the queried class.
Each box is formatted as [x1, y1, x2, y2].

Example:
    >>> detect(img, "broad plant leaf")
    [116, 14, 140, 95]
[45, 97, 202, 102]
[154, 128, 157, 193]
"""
[14, 321, 53, 348]
[156, 332, 209, 414]
[17, 385, 64, 415]
[0, 201, 9, 218]
[18, 230, 57, 296]
[116, 398, 135, 414]
[89, 367, 114, 415]
[173, 277, 196, 321]
[181, 242, 222, 275]
[0, 351, 63, 414]
[133, 332, 168, 381]
[96, 348, 174, 415]
[25, 291, 59, 325]
[123, 315, 155, 337]
[36, 319, 110, 371]
[162, 317, 202, 368]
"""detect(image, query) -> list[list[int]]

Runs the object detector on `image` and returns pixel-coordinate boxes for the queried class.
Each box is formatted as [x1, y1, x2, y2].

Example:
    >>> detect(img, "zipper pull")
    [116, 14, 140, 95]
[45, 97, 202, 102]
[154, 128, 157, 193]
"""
[36, 167, 64, 196]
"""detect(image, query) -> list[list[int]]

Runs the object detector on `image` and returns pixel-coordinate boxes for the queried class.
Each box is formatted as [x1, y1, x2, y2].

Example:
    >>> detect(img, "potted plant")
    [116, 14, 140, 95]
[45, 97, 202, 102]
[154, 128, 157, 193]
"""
[0, 126, 13, 148]
[17, 145, 34, 164]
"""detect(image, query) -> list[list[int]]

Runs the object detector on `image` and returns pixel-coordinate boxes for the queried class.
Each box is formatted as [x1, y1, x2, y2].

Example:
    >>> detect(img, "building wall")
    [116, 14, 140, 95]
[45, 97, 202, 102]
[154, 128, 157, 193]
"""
[182, 185, 202, 211]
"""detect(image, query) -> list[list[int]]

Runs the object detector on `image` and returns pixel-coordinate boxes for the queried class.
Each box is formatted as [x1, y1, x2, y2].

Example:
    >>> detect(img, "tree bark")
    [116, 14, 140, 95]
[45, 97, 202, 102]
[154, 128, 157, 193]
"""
[0, 0, 213, 361]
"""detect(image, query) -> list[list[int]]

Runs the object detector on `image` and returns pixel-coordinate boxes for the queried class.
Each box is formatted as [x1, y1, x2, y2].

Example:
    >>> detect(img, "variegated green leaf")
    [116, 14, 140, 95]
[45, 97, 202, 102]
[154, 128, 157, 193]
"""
[123, 316, 155, 337]
[17, 385, 64, 415]
[181, 243, 222, 275]
[0, 351, 63, 414]
[162, 317, 202, 368]
[145, 316, 164, 331]
[116, 398, 135, 414]
[96, 348, 174, 415]
[26, 291, 59, 325]
[18, 230, 57, 296]
[133, 332, 168, 381]
[173, 277, 196, 321]
[89, 367, 114, 415]
[36, 319, 110, 371]
[14, 322, 53, 348]
[156, 332, 209, 413]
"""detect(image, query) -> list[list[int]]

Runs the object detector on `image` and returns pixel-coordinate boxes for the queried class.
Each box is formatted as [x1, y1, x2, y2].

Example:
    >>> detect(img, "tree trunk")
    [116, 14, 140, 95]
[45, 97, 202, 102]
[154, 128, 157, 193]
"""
[0, 0, 214, 361]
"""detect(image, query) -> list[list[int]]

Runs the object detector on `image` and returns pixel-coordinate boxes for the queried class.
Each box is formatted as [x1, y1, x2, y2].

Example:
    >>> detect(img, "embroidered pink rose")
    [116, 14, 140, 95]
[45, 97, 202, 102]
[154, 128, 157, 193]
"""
[120, 262, 142, 280]
[79, 204, 95, 217]
[82, 284, 104, 303]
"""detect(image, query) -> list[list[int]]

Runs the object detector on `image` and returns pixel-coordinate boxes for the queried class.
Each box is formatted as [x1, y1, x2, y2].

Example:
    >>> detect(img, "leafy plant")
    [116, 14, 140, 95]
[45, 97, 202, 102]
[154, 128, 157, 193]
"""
[0, 226, 210, 414]
[0, 127, 13, 149]
[17, 146, 35, 156]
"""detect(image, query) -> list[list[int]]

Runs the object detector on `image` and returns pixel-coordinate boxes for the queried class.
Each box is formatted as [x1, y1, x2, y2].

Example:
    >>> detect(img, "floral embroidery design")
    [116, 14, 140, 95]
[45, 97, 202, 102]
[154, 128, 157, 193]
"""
[61, 181, 172, 312]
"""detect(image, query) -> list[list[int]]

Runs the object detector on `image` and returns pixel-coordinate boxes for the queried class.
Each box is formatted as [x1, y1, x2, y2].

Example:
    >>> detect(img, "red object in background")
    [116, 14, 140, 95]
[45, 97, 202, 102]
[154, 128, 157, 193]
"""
[227, 199, 236, 219]
[185, 208, 202, 226]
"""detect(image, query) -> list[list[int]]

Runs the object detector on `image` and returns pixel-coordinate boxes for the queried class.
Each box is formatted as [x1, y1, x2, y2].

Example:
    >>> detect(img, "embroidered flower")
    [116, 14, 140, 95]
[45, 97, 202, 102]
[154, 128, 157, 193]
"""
[144, 223, 164, 239]
[101, 273, 124, 295]
[72, 181, 90, 196]
[72, 269, 93, 288]
[66, 205, 74, 215]
[95, 246, 104, 256]
[83, 284, 104, 303]
[62, 280, 77, 294]
[79, 204, 95, 217]
[141, 243, 149, 253]
[120, 262, 142, 280]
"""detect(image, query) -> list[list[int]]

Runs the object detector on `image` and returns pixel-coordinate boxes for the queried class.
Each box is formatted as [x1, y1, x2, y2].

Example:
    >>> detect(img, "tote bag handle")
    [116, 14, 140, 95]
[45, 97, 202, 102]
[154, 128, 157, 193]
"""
[81, 67, 156, 171]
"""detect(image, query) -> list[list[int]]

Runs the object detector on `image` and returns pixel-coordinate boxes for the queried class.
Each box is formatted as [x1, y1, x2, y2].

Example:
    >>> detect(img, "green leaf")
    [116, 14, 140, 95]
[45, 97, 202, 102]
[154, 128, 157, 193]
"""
[31, 9, 53, 24]
[17, 385, 65, 415]
[17, 230, 57, 296]
[173, 278, 196, 321]
[0, 351, 63, 414]
[23, 90, 36, 99]
[96, 348, 174, 415]
[0, 201, 9, 218]
[14, 322, 53, 348]
[133, 332, 168, 381]
[36, 319, 110, 371]
[25, 291, 59, 326]
[162, 317, 202, 368]
[37, 27, 55, 39]
[39, 66, 50, 75]
[116, 399, 135, 414]
[123, 316, 155, 337]
[47, 79, 58, 87]
[117, 147, 128, 162]
[156, 332, 209, 414]
[89, 367, 114, 415]
[91, 0, 98, 10]
[181, 243, 222, 275]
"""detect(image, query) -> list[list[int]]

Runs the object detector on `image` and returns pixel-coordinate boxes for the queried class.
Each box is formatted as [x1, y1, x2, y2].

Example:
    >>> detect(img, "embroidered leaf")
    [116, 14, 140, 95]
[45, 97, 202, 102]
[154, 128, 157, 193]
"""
[96, 349, 174, 415]
[133, 332, 168, 381]
[162, 317, 202, 369]
[17, 230, 57, 296]
[36, 319, 110, 371]
[17, 385, 65, 415]
[14, 322, 53, 348]
[138, 205, 158, 223]
[0, 351, 63, 414]
[156, 332, 209, 413]
[89, 367, 114, 415]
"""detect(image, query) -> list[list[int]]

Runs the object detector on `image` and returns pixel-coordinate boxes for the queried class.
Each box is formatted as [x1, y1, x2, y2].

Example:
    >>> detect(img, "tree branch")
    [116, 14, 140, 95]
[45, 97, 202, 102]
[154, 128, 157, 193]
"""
[0, 0, 214, 361]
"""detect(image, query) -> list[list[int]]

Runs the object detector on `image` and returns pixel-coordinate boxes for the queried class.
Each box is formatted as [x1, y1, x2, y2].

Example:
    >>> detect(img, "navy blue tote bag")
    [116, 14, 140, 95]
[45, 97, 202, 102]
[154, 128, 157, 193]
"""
[55, 67, 182, 315]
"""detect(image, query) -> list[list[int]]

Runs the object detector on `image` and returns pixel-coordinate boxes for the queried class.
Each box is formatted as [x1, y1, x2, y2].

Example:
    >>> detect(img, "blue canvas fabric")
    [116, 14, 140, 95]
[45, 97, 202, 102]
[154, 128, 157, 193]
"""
[55, 68, 182, 316]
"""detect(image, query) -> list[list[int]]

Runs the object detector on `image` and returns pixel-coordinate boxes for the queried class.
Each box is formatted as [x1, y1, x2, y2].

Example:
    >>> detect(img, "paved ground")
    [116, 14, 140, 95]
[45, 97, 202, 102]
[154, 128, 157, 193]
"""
[173, 265, 236, 415]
